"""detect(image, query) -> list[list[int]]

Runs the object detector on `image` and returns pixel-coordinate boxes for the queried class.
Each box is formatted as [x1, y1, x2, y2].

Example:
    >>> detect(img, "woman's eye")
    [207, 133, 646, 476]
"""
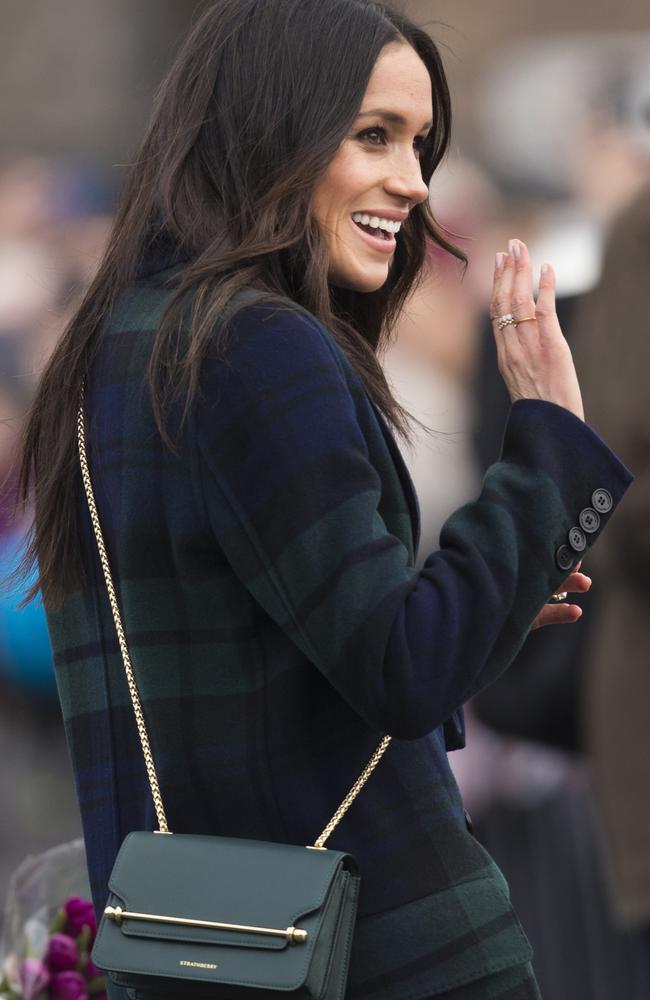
[359, 126, 431, 158]
[360, 127, 386, 145]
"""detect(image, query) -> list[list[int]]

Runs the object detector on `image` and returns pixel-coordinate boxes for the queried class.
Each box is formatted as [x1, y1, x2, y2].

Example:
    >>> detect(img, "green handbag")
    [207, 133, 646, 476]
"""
[77, 385, 391, 1000]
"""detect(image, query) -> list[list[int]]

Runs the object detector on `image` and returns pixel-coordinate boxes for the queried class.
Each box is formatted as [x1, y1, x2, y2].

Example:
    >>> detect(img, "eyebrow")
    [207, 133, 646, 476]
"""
[357, 109, 433, 131]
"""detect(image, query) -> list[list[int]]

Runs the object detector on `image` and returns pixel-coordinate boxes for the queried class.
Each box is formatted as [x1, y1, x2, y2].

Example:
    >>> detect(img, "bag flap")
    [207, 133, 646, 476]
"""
[104, 831, 355, 950]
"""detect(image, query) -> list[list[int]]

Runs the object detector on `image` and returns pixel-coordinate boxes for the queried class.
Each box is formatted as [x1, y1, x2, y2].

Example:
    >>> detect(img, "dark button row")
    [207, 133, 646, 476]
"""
[555, 488, 612, 571]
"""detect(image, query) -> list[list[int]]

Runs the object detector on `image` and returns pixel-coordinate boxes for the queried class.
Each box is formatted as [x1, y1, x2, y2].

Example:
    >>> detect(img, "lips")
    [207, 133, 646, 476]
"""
[349, 216, 396, 255]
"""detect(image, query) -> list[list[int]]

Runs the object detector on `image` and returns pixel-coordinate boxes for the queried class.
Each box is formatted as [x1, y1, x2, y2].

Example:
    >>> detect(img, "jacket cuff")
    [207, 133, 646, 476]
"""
[503, 399, 634, 578]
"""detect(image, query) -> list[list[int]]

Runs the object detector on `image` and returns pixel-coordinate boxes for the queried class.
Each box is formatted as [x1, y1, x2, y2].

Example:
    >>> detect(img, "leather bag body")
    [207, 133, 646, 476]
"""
[92, 832, 360, 1000]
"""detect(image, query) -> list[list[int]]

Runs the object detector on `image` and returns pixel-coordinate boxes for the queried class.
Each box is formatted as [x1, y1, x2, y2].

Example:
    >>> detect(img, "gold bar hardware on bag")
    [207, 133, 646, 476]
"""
[104, 906, 308, 944]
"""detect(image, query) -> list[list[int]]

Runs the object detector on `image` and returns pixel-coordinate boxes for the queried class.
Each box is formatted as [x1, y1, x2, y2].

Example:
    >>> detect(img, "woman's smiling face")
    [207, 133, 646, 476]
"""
[312, 42, 433, 293]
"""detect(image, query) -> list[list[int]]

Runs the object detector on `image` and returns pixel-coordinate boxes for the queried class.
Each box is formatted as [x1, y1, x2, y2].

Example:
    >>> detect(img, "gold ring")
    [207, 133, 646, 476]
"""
[548, 592, 568, 603]
[513, 315, 537, 327]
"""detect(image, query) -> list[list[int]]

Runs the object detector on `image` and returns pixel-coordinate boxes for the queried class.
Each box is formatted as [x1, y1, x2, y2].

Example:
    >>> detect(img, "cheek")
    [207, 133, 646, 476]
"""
[313, 147, 373, 224]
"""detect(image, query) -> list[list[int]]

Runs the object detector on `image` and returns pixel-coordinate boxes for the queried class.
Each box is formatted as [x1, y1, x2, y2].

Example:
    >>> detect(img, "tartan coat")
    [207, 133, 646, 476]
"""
[45, 256, 633, 1000]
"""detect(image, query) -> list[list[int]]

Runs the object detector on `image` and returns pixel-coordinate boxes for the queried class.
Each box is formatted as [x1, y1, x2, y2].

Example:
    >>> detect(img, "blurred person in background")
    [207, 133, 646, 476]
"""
[0, 155, 112, 929]
[571, 178, 650, 996]
[0, 346, 80, 923]
[452, 35, 650, 1000]
[0, 155, 113, 691]
[13, 2, 635, 998]
[0, 351, 53, 698]
[472, 35, 650, 475]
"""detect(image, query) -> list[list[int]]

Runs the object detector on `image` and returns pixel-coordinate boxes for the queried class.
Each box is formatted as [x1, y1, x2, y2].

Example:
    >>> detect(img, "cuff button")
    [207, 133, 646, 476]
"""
[556, 545, 575, 572]
[568, 526, 587, 552]
[579, 508, 601, 534]
[592, 488, 613, 514]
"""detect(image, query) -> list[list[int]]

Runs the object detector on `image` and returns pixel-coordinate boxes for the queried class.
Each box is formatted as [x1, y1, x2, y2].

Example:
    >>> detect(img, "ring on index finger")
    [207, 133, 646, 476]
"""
[548, 592, 568, 603]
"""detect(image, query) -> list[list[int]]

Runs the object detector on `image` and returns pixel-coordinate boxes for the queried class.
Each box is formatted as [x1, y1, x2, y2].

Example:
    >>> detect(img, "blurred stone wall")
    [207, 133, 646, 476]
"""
[409, 0, 650, 149]
[1, 0, 649, 165]
[0, 0, 198, 161]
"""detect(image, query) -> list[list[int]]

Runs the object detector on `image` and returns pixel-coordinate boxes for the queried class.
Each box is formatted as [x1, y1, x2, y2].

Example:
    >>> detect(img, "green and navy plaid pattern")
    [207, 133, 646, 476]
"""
[45, 263, 632, 1000]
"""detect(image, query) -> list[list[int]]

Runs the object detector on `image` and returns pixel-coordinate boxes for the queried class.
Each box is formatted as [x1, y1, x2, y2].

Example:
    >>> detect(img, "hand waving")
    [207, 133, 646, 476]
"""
[491, 240, 584, 421]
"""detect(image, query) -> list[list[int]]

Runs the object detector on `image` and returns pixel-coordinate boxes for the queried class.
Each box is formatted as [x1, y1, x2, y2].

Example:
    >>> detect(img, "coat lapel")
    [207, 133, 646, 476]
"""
[367, 398, 421, 560]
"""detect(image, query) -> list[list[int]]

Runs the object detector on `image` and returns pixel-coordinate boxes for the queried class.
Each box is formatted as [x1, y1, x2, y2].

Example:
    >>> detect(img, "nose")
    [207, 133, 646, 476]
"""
[383, 152, 429, 207]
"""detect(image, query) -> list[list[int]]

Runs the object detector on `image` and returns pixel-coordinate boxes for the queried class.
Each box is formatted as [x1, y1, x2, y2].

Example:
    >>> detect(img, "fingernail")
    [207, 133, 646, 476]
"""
[508, 239, 521, 259]
[541, 262, 549, 276]
[495, 252, 505, 271]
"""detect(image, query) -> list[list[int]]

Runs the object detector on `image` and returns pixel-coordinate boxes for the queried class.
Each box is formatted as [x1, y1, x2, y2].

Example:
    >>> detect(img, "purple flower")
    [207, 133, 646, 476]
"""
[63, 898, 97, 941]
[49, 970, 88, 1000]
[19, 957, 50, 1000]
[45, 933, 78, 972]
[82, 957, 102, 981]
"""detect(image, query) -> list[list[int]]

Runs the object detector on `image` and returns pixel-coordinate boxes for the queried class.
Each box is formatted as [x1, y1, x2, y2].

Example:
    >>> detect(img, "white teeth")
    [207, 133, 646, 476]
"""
[352, 213, 402, 234]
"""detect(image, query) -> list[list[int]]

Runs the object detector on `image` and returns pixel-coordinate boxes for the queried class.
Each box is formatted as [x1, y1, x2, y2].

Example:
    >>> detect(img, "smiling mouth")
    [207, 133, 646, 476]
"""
[349, 218, 397, 256]
[352, 219, 393, 240]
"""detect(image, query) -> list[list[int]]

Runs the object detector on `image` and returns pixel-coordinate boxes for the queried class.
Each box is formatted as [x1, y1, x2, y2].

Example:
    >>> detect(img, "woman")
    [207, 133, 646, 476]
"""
[17, 2, 632, 998]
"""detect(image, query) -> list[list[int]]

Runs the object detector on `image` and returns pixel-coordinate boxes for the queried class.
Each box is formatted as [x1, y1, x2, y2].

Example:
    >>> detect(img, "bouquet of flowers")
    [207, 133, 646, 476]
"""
[0, 841, 107, 1000]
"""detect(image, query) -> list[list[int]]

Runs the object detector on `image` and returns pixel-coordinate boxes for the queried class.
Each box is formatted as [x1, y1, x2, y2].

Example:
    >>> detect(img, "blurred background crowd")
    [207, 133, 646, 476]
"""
[1, 1, 649, 997]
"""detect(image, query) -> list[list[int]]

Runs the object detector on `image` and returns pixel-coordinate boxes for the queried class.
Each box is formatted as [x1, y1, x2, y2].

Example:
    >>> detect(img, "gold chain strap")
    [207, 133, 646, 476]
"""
[312, 734, 391, 848]
[77, 383, 170, 834]
[77, 381, 391, 846]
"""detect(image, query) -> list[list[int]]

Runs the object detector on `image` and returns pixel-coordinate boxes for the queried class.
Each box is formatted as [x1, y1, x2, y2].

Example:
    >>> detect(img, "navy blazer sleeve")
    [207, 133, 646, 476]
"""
[194, 301, 633, 739]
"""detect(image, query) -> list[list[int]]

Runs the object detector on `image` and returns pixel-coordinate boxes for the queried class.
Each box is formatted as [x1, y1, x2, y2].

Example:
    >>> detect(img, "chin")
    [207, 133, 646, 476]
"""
[330, 265, 390, 293]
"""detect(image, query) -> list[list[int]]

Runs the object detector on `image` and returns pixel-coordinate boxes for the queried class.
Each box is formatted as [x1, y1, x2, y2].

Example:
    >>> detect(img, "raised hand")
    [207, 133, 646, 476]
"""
[490, 239, 584, 421]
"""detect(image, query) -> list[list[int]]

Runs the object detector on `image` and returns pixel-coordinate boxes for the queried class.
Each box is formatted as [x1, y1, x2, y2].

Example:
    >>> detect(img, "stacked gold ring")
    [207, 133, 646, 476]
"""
[496, 313, 537, 330]
[497, 313, 515, 330]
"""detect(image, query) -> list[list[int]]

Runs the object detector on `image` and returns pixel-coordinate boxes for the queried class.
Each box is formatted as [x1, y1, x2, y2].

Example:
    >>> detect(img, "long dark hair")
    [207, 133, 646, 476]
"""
[18, 0, 464, 610]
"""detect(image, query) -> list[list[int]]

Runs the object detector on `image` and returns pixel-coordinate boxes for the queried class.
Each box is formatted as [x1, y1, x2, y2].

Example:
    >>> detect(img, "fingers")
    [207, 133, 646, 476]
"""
[491, 240, 535, 325]
[534, 566, 592, 629]
[532, 603, 583, 630]
[510, 240, 536, 325]
[535, 261, 556, 330]
[490, 245, 522, 377]
[556, 571, 592, 595]
[491, 239, 556, 330]
[491, 250, 515, 321]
